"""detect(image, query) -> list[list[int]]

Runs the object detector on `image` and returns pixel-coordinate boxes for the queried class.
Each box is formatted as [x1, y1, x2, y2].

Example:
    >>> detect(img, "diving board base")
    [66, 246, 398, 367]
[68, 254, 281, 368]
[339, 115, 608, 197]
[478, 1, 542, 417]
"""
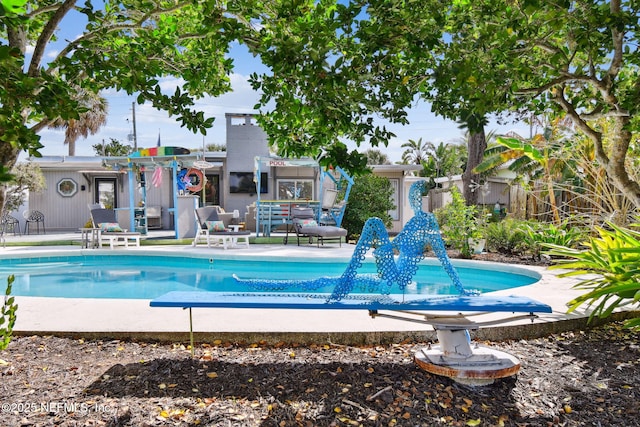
[415, 344, 521, 386]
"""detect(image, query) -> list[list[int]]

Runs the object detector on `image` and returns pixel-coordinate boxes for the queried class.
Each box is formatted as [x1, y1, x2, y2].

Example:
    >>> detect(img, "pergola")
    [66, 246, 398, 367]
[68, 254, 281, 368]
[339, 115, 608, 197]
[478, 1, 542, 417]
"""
[103, 153, 207, 238]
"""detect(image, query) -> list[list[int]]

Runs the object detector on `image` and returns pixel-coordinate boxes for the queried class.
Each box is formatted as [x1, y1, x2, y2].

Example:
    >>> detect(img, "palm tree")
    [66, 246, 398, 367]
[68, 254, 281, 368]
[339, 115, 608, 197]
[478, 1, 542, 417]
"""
[48, 89, 108, 156]
[430, 141, 467, 178]
[401, 138, 432, 165]
[363, 148, 391, 165]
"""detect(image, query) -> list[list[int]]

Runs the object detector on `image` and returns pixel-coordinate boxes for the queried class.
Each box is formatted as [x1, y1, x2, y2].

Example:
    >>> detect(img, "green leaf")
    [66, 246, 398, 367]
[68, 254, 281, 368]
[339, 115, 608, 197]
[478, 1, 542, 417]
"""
[0, 0, 27, 15]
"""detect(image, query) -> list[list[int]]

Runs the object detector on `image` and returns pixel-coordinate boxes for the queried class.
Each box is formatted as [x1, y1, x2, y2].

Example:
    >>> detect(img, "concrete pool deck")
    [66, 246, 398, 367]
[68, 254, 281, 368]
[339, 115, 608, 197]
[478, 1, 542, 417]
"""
[0, 231, 627, 345]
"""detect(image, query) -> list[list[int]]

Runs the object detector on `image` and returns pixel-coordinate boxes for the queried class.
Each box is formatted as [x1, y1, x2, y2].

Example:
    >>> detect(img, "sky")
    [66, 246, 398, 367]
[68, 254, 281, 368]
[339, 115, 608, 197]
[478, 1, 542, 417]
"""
[32, 15, 532, 164]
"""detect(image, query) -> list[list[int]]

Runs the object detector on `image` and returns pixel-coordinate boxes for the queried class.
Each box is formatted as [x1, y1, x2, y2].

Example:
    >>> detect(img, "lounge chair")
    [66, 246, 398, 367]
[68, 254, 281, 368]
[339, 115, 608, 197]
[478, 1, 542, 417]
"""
[90, 208, 141, 249]
[193, 206, 250, 249]
[287, 207, 347, 247]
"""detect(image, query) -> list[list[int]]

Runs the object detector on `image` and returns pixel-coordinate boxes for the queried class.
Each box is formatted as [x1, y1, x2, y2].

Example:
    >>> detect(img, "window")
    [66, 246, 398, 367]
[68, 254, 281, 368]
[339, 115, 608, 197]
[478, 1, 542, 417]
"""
[57, 178, 77, 197]
[277, 179, 314, 200]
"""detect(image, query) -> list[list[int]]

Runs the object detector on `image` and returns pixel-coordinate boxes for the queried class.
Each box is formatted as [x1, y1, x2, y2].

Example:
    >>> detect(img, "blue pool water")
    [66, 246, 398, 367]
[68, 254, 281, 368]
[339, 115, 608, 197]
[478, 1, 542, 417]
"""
[0, 254, 540, 300]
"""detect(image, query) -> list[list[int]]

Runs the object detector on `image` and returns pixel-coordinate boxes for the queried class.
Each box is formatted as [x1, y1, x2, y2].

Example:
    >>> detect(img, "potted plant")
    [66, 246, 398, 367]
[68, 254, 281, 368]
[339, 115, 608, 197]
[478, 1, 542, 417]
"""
[468, 222, 486, 254]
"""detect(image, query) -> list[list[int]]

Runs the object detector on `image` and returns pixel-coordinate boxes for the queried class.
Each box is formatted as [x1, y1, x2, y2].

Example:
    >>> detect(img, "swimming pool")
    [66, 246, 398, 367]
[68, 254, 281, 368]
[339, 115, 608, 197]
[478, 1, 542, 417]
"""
[0, 254, 541, 300]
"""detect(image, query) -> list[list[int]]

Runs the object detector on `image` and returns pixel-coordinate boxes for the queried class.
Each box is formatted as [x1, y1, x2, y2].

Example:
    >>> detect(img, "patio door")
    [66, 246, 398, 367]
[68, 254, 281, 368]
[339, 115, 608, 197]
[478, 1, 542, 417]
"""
[95, 178, 117, 208]
[204, 174, 220, 206]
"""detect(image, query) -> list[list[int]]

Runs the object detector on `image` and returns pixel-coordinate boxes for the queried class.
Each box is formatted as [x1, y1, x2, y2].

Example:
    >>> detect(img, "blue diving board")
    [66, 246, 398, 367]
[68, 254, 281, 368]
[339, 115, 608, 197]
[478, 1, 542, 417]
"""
[150, 291, 552, 313]
[150, 291, 551, 357]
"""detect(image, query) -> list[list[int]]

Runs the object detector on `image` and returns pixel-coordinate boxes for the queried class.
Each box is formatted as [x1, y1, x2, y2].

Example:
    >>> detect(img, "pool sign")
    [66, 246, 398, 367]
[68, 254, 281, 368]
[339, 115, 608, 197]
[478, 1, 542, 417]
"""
[257, 157, 318, 168]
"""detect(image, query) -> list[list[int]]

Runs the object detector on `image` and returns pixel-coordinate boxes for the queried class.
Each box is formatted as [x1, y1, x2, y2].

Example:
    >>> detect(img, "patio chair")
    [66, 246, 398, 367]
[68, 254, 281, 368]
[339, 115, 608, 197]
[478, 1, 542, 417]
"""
[193, 206, 250, 249]
[1, 212, 21, 236]
[287, 207, 347, 247]
[23, 209, 45, 234]
[90, 208, 141, 249]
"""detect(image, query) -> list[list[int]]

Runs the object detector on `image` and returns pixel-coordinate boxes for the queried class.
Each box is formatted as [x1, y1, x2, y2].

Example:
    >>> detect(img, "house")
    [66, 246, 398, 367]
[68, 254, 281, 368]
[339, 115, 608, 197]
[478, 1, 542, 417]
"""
[17, 113, 422, 235]
[425, 171, 525, 218]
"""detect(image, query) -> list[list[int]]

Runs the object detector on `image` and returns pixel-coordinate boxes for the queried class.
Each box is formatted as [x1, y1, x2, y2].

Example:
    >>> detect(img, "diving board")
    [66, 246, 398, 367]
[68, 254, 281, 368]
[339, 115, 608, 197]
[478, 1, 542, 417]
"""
[150, 291, 551, 313]
[150, 180, 553, 385]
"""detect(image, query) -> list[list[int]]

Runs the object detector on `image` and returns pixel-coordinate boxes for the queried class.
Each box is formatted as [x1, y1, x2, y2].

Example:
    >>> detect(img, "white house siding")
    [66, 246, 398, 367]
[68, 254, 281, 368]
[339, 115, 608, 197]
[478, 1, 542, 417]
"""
[28, 169, 99, 231]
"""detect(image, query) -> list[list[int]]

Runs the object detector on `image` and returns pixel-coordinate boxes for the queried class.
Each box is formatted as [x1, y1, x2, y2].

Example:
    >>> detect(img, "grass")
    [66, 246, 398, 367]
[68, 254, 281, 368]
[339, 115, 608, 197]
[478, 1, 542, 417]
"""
[0, 235, 289, 247]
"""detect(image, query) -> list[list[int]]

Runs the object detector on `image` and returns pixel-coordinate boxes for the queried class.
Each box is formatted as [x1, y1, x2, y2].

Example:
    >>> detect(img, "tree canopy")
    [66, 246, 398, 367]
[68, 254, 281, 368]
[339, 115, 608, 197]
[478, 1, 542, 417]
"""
[0, 0, 242, 209]
[3, 0, 640, 211]
[248, 0, 640, 207]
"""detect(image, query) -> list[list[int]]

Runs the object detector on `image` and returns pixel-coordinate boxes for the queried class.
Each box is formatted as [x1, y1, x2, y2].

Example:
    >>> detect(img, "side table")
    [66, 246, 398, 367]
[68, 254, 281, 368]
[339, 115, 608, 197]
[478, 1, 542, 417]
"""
[79, 227, 101, 249]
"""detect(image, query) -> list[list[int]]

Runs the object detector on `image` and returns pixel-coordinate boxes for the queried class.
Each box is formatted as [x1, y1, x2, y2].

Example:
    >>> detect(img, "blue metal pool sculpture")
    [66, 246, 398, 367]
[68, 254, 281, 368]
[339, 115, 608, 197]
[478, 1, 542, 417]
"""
[234, 180, 476, 301]
[152, 180, 552, 385]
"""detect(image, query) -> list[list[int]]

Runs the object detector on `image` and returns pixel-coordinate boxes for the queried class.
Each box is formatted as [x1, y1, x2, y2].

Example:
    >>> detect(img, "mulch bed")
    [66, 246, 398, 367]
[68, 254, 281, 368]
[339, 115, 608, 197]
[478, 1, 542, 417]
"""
[1, 323, 639, 426]
[1, 252, 638, 426]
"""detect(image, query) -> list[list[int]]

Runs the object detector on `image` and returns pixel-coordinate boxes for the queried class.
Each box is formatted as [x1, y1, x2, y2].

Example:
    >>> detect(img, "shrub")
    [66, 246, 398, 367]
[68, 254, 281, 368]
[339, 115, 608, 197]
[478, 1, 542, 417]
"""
[524, 221, 587, 260]
[484, 218, 529, 255]
[342, 174, 394, 240]
[434, 187, 480, 259]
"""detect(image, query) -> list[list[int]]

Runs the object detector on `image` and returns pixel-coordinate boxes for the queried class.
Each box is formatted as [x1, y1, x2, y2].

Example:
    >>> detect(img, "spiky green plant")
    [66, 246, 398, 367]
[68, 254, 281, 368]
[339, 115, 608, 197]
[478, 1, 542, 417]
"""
[0, 275, 18, 350]
[524, 221, 587, 260]
[546, 224, 640, 329]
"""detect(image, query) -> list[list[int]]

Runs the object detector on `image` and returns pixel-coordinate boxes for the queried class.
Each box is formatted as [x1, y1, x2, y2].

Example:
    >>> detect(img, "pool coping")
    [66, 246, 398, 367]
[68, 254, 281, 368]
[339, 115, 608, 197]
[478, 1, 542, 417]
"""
[5, 244, 638, 345]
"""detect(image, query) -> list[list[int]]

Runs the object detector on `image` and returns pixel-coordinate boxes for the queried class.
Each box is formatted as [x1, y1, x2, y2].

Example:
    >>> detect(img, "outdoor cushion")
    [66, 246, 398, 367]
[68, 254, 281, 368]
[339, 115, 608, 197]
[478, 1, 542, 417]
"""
[99, 222, 124, 232]
[206, 220, 226, 232]
[300, 219, 318, 228]
[300, 225, 347, 238]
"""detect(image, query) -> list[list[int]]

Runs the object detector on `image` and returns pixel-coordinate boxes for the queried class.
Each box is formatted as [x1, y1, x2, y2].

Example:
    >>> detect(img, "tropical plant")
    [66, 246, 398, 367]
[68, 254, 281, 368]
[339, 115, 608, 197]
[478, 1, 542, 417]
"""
[475, 116, 575, 224]
[434, 186, 481, 258]
[401, 138, 431, 165]
[553, 118, 638, 228]
[341, 174, 394, 240]
[523, 221, 587, 260]
[546, 224, 640, 330]
[0, 275, 18, 351]
[419, 141, 467, 181]
[92, 138, 132, 157]
[363, 148, 391, 165]
[48, 89, 108, 156]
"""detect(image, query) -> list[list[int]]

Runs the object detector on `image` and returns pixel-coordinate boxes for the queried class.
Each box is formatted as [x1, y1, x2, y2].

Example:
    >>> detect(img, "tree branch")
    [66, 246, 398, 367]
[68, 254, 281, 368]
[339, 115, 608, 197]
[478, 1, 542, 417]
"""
[27, 3, 63, 19]
[552, 85, 607, 165]
[53, 2, 207, 64]
[28, 0, 77, 77]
